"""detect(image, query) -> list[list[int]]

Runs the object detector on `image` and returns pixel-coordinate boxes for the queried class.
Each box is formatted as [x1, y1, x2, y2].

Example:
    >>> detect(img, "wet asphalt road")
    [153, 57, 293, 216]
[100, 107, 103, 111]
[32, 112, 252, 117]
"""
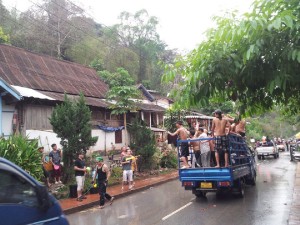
[67, 151, 296, 225]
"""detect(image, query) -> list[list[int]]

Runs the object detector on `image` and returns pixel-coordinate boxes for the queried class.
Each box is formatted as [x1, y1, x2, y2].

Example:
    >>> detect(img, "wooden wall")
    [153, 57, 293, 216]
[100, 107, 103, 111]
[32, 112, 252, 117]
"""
[24, 104, 53, 130]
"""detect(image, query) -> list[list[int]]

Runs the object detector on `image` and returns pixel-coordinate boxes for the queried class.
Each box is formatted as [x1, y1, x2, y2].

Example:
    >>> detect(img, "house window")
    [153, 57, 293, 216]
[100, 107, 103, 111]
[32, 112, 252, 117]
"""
[115, 130, 122, 143]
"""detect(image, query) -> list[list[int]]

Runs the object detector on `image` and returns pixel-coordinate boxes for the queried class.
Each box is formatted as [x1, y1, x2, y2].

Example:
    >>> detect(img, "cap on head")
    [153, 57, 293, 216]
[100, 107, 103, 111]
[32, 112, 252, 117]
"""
[96, 156, 103, 162]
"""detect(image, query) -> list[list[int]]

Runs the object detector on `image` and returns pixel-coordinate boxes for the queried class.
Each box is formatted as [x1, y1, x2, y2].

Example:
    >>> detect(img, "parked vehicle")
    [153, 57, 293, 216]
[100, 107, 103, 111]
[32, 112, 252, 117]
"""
[178, 134, 256, 198]
[256, 141, 279, 159]
[290, 144, 300, 161]
[0, 157, 69, 225]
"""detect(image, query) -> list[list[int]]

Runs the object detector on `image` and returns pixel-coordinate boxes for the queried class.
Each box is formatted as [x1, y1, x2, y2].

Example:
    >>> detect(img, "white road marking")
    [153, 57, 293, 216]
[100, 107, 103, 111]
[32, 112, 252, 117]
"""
[162, 202, 193, 221]
[118, 215, 128, 219]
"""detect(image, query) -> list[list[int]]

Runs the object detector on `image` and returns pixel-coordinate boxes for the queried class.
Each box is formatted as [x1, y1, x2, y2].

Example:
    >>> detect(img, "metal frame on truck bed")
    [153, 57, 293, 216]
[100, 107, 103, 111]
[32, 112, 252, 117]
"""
[177, 134, 256, 198]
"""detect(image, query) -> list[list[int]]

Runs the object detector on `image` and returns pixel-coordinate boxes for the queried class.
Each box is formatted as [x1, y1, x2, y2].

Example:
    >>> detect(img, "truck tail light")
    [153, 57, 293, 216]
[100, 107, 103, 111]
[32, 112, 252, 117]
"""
[183, 181, 194, 187]
[218, 181, 231, 187]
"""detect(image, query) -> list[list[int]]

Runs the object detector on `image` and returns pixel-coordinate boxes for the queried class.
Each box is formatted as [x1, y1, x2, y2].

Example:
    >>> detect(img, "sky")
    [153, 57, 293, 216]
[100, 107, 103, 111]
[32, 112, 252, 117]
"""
[3, 0, 255, 52]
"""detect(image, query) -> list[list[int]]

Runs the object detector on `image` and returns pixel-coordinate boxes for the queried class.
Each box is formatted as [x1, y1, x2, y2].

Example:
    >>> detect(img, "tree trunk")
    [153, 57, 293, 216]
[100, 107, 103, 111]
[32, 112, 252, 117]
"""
[124, 112, 127, 145]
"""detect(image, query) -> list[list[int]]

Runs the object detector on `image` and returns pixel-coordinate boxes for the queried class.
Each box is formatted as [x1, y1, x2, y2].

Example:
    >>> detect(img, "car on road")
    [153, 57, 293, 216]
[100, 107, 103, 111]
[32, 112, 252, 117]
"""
[0, 157, 69, 225]
[256, 141, 279, 159]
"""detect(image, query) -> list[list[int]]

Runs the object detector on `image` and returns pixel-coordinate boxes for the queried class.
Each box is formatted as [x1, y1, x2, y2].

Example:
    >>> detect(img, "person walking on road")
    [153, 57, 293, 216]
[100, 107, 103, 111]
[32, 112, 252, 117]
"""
[74, 151, 87, 202]
[92, 156, 114, 209]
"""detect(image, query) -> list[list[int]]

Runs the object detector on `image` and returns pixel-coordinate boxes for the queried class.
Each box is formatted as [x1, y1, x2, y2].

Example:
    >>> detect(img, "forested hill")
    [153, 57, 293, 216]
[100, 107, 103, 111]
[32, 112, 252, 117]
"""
[0, 0, 178, 93]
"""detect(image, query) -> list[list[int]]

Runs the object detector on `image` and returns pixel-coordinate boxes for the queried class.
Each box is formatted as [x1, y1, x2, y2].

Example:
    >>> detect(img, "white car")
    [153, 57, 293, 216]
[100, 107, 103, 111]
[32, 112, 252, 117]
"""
[256, 142, 279, 159]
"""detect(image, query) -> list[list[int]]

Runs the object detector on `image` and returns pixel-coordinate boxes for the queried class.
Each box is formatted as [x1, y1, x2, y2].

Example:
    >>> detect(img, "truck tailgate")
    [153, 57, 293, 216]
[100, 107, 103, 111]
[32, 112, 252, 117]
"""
[179, 168, 232, 182]
[256, 146, 274, 153]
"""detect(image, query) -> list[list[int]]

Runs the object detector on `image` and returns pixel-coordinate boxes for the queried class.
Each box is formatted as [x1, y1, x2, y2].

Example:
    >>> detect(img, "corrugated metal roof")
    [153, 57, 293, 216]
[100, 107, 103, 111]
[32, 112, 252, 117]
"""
[0, 44, 109, 98]
[185, 115, 214, 119]
[39, 91, 110, 108]
[12, 85, 55, 100]
[10, 84, 109, 108]
[136, 102, 165, 112]
[149, 127, 166, 132]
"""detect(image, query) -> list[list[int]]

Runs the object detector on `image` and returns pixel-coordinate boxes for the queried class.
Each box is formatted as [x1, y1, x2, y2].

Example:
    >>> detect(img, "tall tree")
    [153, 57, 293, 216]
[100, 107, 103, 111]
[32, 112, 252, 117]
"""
[0, 26, 9, 43]
[116, 9, 166, 85]
[50, 93, 97, 182]
[97, 68, 140, 144]
[163, 0, 300, 115]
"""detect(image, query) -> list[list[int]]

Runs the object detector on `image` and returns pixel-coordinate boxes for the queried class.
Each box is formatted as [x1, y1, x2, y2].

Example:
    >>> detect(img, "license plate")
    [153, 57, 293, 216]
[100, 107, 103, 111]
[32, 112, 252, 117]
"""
[200, 182, 212, 189]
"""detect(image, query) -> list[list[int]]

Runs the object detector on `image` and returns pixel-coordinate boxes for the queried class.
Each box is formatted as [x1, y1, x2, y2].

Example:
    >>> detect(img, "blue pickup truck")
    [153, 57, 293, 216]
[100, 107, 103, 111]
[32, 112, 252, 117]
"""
[178, 134, 256, 198]
[0, 157, 69, 225]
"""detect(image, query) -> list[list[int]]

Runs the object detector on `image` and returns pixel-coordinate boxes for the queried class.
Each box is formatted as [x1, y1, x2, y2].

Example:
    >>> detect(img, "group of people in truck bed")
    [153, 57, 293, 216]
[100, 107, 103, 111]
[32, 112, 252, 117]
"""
[168, 109, 246, 169]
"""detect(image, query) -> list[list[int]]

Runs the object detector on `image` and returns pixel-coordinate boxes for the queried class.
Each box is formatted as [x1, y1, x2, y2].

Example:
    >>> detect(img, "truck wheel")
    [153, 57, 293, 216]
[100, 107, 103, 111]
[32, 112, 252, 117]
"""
[233, 179, 245, 198]
[238, 182, 245, 198]
[249, 173, 256, 186]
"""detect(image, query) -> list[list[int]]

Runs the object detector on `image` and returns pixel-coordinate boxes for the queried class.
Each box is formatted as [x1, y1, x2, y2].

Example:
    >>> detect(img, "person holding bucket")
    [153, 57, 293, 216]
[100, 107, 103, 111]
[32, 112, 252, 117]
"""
[92, 156, 114, 209]
[49, 143, 62, 184]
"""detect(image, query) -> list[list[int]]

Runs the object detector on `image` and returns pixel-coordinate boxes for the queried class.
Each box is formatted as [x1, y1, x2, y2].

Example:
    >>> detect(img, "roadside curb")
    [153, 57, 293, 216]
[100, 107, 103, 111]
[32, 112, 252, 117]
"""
[288, 162, 300, 225]
[62, 172, 178, 215]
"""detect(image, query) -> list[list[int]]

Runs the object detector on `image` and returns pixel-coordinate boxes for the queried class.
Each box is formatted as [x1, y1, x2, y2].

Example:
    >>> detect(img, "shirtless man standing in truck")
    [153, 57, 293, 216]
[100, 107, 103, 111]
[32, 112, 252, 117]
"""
[211, 109, 231, 167]
[168, 121, 190, 168]
[229, 112, 246, 137]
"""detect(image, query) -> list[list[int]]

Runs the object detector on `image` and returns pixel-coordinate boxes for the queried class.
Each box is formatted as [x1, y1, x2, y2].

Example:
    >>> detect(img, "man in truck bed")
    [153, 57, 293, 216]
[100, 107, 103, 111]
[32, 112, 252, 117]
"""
[168, 121, 190, 168]
[211, 109, 231, 167]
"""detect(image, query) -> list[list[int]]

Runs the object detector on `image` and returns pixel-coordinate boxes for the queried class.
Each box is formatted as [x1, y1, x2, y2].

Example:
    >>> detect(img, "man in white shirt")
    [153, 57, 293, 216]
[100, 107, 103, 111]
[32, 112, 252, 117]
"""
[199, 128, 211, 167]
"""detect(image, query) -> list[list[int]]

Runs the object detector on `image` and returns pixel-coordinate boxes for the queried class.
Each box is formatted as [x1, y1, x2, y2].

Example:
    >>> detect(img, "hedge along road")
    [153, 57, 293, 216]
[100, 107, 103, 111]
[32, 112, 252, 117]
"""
[67, 152, 296, 225]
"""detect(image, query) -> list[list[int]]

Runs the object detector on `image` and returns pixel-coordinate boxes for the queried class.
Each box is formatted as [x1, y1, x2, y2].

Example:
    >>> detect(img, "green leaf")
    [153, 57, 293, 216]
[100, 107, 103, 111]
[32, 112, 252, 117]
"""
[284, 15, 293, 28]
[273, 18, 281, 30]
[297, 51, 300, 63]
[251, 20, 257, 29]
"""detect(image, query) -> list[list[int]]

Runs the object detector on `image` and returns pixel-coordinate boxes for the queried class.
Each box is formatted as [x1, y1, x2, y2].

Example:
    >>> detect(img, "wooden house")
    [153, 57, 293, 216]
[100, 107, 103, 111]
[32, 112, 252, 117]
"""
[0, 44, 169, 153]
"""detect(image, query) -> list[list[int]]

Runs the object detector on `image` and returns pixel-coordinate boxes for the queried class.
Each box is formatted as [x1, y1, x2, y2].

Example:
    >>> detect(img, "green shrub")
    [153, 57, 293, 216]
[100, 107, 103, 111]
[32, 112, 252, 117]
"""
[0, 135, 43, 180]
[128, 118, 157, 171]
[111, 167, 123, 178]
[160, 150, 178, 169]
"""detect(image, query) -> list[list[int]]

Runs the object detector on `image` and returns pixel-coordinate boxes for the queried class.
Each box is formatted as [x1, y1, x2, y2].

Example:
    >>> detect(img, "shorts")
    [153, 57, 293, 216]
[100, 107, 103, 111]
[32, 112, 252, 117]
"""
[76, 176, 85, 191]
[214, 135, 229, 153]
[123, 170, 133, 182]
[179, 142, 189, 157]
